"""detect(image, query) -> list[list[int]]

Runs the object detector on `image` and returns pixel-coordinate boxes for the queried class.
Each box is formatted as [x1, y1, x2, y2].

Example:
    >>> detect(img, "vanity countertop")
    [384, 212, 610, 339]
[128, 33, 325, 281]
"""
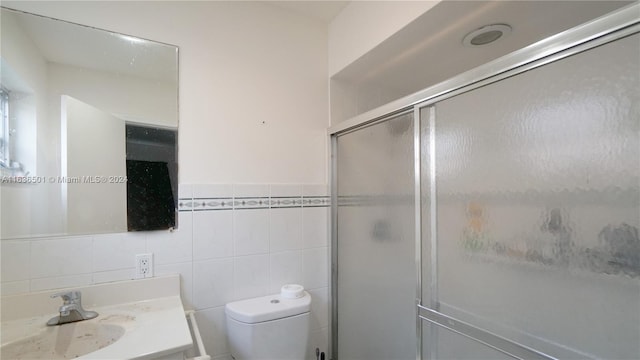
[1, 275, 193, 359]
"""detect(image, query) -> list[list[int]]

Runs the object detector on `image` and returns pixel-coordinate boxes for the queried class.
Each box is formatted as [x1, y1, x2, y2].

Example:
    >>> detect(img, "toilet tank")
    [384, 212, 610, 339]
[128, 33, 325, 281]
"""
[225, 291, 312, 360]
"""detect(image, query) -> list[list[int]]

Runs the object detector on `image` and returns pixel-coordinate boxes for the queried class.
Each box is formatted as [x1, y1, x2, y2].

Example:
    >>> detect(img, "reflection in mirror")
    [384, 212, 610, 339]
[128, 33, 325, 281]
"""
[0, 7, 179, 239]
[126, 125, 177, 231]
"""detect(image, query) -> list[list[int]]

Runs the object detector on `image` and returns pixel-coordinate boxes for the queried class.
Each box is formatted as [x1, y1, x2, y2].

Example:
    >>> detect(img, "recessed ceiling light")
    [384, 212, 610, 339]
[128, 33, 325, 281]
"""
[463, 24, 512, 47]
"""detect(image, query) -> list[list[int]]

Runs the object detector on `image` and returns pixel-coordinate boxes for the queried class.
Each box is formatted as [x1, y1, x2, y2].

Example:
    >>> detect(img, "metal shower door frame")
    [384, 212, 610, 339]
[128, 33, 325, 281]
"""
[330, 4, 640, 359]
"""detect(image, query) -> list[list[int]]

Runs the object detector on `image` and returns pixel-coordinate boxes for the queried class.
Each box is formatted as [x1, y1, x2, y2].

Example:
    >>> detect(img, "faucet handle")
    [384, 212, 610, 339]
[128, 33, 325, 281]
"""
[51, 290, 81, 303]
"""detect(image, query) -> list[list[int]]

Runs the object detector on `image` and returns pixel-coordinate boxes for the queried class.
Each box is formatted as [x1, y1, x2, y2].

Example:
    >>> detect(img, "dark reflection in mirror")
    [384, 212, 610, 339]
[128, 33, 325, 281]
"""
[126, 126, 177, 231]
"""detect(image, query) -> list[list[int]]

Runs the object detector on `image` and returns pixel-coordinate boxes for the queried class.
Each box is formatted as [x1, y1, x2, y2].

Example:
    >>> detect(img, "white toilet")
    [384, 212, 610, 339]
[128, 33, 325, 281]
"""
[225, 285, 312, 360]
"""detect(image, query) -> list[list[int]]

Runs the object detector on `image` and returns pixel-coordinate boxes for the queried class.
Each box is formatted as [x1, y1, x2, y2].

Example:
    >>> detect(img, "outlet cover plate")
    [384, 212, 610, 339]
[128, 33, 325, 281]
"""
[135, 253, 154, 279]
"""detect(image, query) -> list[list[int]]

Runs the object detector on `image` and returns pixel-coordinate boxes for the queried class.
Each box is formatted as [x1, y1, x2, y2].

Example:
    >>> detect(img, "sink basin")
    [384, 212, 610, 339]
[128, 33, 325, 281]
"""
[1, 276, 193, 359]
[1, 321, 125, 360]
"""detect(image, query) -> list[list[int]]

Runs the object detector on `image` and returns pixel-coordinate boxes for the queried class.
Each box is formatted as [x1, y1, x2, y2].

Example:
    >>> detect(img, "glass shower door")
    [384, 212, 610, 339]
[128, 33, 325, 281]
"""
[335, 111, 417, 360]
[420, 32, 640, 359]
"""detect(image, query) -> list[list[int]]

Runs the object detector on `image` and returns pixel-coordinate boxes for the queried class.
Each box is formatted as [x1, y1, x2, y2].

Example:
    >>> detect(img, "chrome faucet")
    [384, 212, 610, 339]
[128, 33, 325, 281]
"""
[46, 291, 98, 326]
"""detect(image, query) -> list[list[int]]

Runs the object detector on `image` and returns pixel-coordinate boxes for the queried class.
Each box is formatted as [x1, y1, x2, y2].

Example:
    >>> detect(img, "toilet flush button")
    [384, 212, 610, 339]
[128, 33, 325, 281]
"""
[270, 299, 280, 304]
[280, 284, 304, 299]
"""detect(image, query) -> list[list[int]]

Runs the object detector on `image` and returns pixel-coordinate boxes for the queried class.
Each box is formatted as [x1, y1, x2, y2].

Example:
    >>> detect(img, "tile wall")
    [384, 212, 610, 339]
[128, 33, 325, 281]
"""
[0, 183, 330, 360]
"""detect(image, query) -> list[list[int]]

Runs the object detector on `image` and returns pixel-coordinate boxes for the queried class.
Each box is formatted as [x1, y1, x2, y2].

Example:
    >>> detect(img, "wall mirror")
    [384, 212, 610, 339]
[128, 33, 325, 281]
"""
[0, 7, 179, 239]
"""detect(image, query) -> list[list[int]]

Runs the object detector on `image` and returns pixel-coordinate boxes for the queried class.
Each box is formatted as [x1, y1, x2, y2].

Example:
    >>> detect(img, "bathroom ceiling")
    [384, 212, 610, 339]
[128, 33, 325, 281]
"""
[268, 1, 350, 23]
[332, 0, 634, 105]
[10, 1, 632, 95]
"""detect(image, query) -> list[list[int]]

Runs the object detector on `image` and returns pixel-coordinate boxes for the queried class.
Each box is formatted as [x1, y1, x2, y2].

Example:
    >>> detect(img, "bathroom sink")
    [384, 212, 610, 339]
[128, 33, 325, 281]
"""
[1, 321, 125, 360]
[1, 276, 193, 359]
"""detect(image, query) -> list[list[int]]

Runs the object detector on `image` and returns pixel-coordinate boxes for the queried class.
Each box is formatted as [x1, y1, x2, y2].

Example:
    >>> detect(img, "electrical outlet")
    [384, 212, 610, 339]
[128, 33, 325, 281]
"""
[135, 253, 154, 279]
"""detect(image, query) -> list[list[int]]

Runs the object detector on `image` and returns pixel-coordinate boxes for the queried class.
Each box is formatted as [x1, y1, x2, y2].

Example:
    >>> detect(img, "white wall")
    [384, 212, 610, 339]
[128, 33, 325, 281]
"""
[6, 1, 329, 185]
[64, 96, 127, 234]
[328, 1, 439, 76]
[1, 2, 331, 359]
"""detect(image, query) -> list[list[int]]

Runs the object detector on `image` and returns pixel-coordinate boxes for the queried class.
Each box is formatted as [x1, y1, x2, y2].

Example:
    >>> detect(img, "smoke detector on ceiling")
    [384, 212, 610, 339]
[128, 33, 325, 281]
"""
[463, 24, 512, 47]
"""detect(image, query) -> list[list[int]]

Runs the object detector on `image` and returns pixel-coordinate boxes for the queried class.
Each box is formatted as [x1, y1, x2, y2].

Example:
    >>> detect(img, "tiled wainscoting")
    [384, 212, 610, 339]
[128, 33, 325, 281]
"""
[0, 183, 330, 360]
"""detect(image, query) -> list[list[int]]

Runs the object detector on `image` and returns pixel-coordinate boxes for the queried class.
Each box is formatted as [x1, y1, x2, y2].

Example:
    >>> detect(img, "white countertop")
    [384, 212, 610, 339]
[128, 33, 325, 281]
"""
[1, 275, 193, 359]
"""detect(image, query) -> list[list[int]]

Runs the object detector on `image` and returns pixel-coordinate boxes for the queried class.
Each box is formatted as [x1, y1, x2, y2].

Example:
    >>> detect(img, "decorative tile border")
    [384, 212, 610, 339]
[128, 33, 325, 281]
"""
[178, 185, 330, 211]
[271, 196, 303, 208]
[193, 198, 233, 211]
[234, 197, 270, 209]
[178, 198, 194, 212]
[303, 196, 330, 207]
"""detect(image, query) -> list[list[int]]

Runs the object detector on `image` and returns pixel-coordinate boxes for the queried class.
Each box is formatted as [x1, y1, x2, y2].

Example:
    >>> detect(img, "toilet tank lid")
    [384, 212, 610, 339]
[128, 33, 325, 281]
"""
[225, 291, 311, 324]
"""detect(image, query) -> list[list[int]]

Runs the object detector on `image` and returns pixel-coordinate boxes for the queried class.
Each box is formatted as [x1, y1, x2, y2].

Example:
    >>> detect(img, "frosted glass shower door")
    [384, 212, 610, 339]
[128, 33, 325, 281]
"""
[420, 33, 640, 359]
[336, 112, 416, 360]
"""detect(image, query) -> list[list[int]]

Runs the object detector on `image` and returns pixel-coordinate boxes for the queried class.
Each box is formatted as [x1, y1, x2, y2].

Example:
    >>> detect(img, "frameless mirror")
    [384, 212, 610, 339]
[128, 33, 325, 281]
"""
[0, 7, 179, 239]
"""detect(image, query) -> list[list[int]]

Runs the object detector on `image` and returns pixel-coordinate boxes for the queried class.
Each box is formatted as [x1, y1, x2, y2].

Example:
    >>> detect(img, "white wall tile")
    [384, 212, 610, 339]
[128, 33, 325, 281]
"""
[1, 281, 30, 296]
[302, 247, 328, 289]
[147, 212, 193, 265]
[193, 211, 233, 260]
[193, 258, 234, 310]
[303, 184, 328, 197]
[30, 274, 93, 292]
[175, 210, 193, 234]
[195, 307, 229, 357]
[234, 254, 269, 300]
[30, 237, 93, 278]
[156, 262, 194, 310]
[1, 241, 31, 282]
[233, 184, 269, 198]
[92, 233, 146, 272]
[269, 250, 303, 293]
[233, 209, 269, 256]
[308, 287, 329, 330]
[303, 207, 328, 248]
[123, 231, 147, 244]
[193, 184, 233, 198]
[270, 208, 303, 252]
[270, 184, 302, 197]
[92, 269, 135, 285]
[179, 184, 193, 199]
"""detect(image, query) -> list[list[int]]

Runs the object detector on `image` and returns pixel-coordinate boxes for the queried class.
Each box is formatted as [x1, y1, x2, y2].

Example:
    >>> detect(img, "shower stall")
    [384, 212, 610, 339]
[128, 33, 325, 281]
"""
[330, 5, 640, 360]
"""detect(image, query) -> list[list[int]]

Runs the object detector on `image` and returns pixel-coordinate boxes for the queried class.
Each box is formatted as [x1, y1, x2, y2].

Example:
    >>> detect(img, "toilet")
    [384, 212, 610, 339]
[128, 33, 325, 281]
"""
[225, 285, 312, 360]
